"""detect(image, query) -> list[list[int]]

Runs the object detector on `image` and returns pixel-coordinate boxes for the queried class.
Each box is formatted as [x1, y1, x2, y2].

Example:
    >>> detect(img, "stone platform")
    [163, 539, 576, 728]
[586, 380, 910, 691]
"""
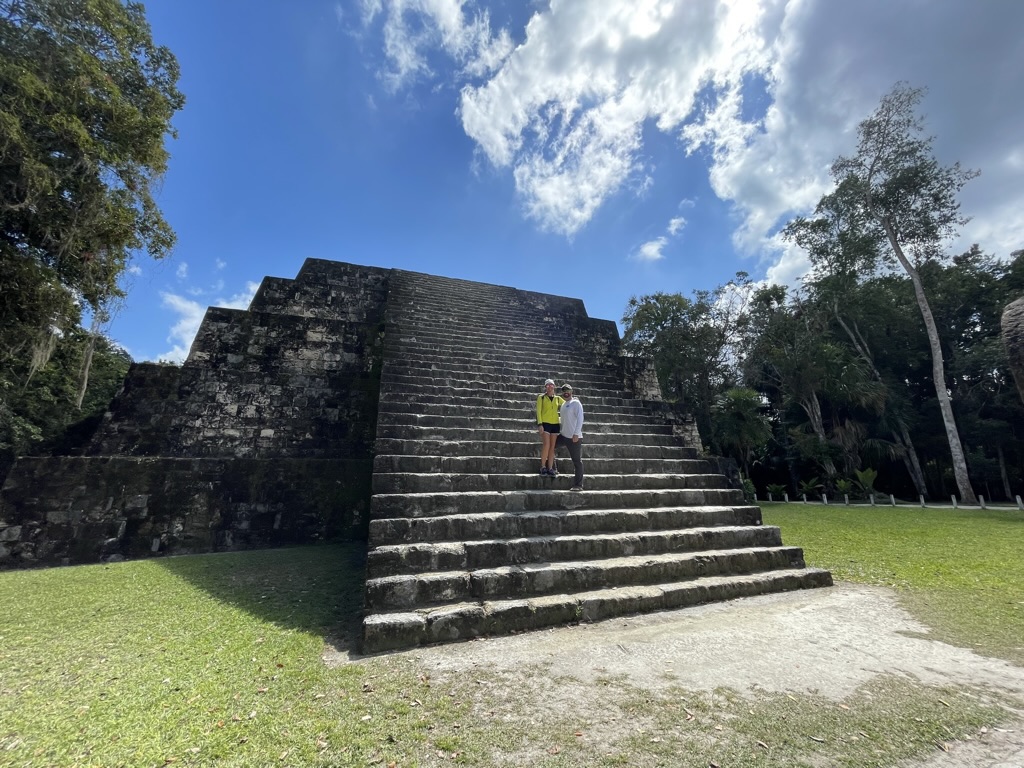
[0, 259, 831, 652]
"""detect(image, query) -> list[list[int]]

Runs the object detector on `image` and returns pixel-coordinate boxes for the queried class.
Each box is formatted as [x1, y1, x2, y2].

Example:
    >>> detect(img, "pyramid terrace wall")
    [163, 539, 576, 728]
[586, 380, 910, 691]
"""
[0, 259, 691, 568]
[0, 260, 392, 567]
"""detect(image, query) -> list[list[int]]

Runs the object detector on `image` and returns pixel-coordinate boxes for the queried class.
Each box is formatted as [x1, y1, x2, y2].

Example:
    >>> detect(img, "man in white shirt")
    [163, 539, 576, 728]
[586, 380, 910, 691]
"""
[555, 383, 584, 491]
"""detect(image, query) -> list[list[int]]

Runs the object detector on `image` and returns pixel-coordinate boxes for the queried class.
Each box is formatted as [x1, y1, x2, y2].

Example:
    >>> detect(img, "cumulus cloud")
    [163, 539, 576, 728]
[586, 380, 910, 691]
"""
[360, 0, 513, 90]
[175, 262, 189, 279]
[369, 0, 1024, 273]
[634, 237, 667, 262]
[668, 216, 687, 236]
[157, 281, 260, 363]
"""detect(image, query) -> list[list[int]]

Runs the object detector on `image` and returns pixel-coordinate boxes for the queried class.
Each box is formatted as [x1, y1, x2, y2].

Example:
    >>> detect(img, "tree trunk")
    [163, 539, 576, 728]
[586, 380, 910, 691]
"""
[895, 423, 929, 499]
[800, 392, 838, 479]
[74, 314, 100, 410]
[880, 220, 977, 504]
[833, 310, 930, 497]
[998, 444, 1012, 500]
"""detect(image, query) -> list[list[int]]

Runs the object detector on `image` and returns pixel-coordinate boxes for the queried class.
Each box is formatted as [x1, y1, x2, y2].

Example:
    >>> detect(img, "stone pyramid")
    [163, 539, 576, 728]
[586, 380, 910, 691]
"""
[0, 259, 831, 652]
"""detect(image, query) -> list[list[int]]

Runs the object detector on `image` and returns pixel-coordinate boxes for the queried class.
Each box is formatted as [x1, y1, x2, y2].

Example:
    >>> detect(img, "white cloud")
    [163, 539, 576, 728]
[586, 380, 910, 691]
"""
[634, 237, 667, 262]
[362, 0, 512, 90]
[370, 0, 1024, 273]
[176, 262, 189, 279]
[457, 0, 773, 235]
[157, 281, 260, 363]
[215, 258, 227, 270]
[668, 216, 687, 235]
[127, 264, 142, 276]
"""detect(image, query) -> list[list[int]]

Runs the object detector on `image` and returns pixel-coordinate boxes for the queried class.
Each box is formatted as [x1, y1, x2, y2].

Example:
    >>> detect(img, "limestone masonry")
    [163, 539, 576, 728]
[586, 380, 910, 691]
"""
[0, 259, 831, 650]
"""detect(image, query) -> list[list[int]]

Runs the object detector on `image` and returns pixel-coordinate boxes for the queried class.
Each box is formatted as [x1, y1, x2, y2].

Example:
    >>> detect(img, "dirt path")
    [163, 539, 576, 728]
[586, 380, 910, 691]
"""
[378, 583, 1024, 767]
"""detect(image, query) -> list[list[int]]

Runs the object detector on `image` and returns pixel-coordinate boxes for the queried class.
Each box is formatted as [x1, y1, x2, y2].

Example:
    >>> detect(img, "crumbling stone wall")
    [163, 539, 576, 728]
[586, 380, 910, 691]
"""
[0, 260, 389, 567]
[0, 258, 689, 568]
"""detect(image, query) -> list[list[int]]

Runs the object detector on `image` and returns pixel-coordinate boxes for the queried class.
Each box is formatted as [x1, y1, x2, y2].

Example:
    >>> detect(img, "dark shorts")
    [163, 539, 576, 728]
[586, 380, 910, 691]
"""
[541, 423, 560, 434]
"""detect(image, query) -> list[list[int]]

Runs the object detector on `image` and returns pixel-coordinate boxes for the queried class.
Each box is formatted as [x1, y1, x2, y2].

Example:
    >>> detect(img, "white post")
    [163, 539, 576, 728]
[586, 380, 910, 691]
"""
[1017, 495, 1023, 510]
[844, 493, 849, 505]
[822, 493, 828, 505]
[919, 495, 925, 507]
[802, 494, 807, 503]
[870, 493, 876, 506]
[768, 492, 773, 502]
[889, 494, 896, 507]
[784, 493, 789, 503]
[979, 494, 986, 509]
[951, 495, 957, 509]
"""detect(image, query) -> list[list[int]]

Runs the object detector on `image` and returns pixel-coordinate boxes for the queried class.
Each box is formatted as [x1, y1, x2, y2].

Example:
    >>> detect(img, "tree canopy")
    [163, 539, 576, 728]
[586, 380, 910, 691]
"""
[1, 0, 183, 364]
[0, 0, 182, 476]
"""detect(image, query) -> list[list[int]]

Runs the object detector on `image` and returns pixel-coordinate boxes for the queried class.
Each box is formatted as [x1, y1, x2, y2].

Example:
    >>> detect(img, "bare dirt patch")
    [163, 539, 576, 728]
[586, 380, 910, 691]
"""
[331, 582, 1024, 766]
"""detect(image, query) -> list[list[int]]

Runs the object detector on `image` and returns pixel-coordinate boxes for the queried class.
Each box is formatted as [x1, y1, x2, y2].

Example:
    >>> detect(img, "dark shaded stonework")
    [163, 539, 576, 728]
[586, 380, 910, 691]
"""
[0, 258, 830, 653]
[0, 260, 389, 566]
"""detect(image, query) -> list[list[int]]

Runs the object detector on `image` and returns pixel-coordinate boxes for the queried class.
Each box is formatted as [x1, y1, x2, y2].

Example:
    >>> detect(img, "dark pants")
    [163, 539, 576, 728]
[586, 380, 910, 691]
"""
[555, 434, 584, 487]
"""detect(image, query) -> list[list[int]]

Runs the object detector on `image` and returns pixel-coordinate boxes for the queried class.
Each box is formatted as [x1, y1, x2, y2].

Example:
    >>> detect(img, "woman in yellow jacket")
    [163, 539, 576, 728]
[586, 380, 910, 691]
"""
[536, 379, 564, 476]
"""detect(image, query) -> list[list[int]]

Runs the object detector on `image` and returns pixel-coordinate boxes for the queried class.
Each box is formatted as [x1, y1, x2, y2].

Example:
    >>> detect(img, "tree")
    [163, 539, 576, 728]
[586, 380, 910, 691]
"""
[740, 284, 885, 484]
[710, 387, 771, 478]
[826, 83, 979, 503]
[785, 194, 931, 497]
[622, 275, 751, 444]
[0, 0, 183, 375]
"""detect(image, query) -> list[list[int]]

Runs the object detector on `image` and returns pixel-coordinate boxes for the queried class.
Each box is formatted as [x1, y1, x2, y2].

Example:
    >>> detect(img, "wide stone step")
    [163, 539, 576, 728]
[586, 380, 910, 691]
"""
[384, 359, 622, 387]
[387, 346, 621, 372]
[373, 438, 698, 460]
[368, 505, 764, 546]
[392, 313, 565, 331]
[389, 326, 577, 350]
[373, 424, 680, 445]
[378, 387, 645, 407]
[372, 455, 713, 475]
[369, 487, 746, 519]
[371, 472, 729, 494]
[366, 525, 785, 578]
[389, 297, 586, 319]
[364, 546, 808, 610]
[361, 568, 834, 653]
[376, 413, 672, 435]
[387, 335, 583, 362]
[385, 358, 622, 381]
[381, 368, 622, 391]
[380, 374, 631, 398]
[378, 397, 654, 418]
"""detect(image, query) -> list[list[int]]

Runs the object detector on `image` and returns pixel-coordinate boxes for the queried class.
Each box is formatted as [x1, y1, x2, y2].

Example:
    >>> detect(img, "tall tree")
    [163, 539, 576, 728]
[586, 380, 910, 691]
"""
[785, 191, 931, 497]
[827, 83, 979, 503]
[0, 0, 183, 373]
[622, 275, 751, 444]
[711, 387, 772, 478]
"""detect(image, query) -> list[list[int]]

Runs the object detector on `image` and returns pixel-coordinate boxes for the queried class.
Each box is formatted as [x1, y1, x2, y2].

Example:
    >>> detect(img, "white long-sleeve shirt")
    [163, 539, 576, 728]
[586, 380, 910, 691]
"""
[559, 397, 584, 439]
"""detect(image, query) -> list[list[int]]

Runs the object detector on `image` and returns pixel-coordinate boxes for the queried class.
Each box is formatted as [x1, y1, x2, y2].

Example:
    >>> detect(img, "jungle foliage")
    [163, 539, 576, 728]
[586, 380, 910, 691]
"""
[0, 0, 182, 476]
[623, 84, 1024, 502]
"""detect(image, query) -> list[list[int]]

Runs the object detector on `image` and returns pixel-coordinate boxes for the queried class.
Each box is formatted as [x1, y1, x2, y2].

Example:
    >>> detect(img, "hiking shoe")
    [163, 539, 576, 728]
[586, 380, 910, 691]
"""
[549, 468, 558, 477]
[570, 485, 583, 492]
[539, 467, 549, 476]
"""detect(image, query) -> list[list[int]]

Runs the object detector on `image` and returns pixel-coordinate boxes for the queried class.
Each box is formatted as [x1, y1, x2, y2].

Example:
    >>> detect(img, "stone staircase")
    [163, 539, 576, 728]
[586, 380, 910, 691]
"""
[361, 270, 832, 653]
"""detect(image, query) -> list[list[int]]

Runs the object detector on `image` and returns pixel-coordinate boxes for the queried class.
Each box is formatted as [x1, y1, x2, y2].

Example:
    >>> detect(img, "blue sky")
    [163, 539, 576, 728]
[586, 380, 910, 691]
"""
[117, 0, 1024, 361]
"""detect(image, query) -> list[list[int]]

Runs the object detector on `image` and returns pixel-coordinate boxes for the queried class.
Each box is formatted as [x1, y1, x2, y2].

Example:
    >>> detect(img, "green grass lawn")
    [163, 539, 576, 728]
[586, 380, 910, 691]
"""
[761, 502, 1024, 665]
[1, 505, 1022, 767]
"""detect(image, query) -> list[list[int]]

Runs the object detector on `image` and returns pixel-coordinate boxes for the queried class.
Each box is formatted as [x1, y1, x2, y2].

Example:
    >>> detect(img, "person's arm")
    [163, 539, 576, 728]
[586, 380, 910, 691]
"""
[573, 401, 583, 439]
[537, 396, 544, 433]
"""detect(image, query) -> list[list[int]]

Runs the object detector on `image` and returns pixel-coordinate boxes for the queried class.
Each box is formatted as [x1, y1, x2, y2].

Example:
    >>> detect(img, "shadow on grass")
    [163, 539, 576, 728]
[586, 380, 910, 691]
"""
[155, 541, 368, 654]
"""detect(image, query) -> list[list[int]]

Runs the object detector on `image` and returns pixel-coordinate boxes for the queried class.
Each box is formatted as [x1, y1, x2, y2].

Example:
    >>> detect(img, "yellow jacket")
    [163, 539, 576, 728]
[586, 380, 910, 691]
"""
[536, 394, 564, 425]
